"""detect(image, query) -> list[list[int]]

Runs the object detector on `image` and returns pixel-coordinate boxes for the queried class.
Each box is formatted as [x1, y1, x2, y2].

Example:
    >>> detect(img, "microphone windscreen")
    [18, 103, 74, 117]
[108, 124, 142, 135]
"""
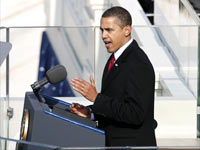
[46, 65, 67, 84]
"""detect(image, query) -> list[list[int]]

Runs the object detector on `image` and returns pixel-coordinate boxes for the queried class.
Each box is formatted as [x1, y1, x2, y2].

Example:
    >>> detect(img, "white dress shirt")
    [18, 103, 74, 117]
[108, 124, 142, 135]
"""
[114, 38, 133, 61]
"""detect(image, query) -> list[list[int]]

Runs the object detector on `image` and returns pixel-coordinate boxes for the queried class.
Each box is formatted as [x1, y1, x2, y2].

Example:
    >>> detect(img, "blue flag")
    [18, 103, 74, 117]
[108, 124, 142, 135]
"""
[38, 31, 75, 97]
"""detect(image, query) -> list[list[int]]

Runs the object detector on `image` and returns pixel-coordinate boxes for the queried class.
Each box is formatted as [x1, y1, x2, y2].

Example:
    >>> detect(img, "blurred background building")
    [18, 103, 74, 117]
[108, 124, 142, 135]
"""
[0, 0, 200, 149]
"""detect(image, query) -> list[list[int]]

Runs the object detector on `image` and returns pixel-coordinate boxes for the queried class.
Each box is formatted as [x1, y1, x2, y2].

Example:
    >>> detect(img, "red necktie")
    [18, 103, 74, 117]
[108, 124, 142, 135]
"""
[107, 54, 115, 73]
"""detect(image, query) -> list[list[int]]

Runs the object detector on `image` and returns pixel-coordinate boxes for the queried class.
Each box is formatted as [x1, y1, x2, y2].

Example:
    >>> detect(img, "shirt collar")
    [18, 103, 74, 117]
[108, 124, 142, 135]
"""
[114, 39, 133, 61]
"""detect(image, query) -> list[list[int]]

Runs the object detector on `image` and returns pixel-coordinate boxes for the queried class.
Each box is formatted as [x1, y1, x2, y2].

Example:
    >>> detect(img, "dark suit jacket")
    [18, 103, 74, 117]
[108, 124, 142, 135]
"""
[91, 40, 157, 146]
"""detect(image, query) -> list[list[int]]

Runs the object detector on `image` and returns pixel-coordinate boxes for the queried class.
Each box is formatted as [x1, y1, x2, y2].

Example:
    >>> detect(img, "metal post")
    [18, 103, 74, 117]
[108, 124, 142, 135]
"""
[197, 25, 200, 138]
[5, 28, 10, 149]
[5, 28, 13, 120]
[94, 27, 96, 85]
[6, 28, 9, 99]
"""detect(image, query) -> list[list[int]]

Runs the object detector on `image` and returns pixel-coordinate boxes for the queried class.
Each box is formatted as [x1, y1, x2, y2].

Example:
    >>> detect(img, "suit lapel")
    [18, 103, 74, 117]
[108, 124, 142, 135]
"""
[102, 60, 121, 92]
[102, 54, 112, 90]
[101, 40, 138, 93]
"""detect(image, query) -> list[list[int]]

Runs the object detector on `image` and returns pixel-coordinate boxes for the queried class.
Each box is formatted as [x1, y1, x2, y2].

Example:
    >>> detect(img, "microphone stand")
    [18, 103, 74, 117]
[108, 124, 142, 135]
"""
[31, 84, 46, 103]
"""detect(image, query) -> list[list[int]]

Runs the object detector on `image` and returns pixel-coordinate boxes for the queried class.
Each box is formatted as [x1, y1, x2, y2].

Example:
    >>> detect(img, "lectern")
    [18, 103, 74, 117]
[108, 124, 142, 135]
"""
[18, 92, 105, 150]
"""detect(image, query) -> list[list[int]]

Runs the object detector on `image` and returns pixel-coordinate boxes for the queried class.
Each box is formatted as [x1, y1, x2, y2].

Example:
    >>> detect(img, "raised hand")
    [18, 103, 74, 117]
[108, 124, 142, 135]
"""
[70, 75, 98, 102]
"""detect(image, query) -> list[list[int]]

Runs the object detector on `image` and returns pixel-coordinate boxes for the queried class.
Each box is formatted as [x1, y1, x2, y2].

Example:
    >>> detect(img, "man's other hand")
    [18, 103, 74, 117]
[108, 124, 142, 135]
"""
[70, 103, 91, 118]
[70, 75, 98, 102]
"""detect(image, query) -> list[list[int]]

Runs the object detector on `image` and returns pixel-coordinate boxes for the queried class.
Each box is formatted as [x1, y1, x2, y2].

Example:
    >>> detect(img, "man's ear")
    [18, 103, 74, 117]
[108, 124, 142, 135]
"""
[124, 25, 132, 37]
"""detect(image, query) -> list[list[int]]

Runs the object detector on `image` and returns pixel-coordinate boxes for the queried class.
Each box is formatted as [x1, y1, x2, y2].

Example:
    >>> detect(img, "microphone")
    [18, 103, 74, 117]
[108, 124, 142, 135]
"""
[31, 65, 67, 92]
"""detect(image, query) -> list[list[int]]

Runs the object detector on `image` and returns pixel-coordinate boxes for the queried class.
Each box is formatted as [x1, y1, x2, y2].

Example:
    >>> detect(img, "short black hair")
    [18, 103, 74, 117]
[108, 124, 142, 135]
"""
[102, 6, 132, 28]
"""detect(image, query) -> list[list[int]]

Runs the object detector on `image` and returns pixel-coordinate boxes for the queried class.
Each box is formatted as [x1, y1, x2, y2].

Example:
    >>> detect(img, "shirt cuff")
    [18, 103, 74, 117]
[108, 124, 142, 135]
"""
[88, 107, 95, 120]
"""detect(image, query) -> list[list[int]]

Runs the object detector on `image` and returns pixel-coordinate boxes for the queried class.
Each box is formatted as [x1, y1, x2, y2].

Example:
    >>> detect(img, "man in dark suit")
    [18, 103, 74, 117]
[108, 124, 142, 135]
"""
[70, 6, 157, 147]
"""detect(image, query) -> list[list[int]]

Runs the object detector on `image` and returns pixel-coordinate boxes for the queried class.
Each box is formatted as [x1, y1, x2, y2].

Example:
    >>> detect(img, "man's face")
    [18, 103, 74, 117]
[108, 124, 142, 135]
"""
[100, 17, 130, 53]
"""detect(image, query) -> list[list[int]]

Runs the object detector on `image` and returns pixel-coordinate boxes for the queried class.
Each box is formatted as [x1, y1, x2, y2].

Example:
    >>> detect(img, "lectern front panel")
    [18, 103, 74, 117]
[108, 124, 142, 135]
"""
[18, 92, 105, 150]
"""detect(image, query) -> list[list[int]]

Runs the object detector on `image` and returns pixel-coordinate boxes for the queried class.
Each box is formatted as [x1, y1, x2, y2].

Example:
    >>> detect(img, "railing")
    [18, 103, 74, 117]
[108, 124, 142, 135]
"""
[1, 136, 200, 150]
[153, 0, 200, 139]
[0, 25, 199, 97]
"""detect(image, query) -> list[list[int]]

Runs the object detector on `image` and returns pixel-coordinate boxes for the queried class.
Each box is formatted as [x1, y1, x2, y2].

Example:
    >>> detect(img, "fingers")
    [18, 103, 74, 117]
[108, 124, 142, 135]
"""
[71, 78, 85, 94]
[90, 75, 95, 87]
[71, 103, 80, 108]
[70, 103, 81, 113]
[71, 78, 89, 89]
[71, 78, 91, 95]
[71, 78, 86, 89]
[70, 77, 97, 102]
[70, 103, 90, 118]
